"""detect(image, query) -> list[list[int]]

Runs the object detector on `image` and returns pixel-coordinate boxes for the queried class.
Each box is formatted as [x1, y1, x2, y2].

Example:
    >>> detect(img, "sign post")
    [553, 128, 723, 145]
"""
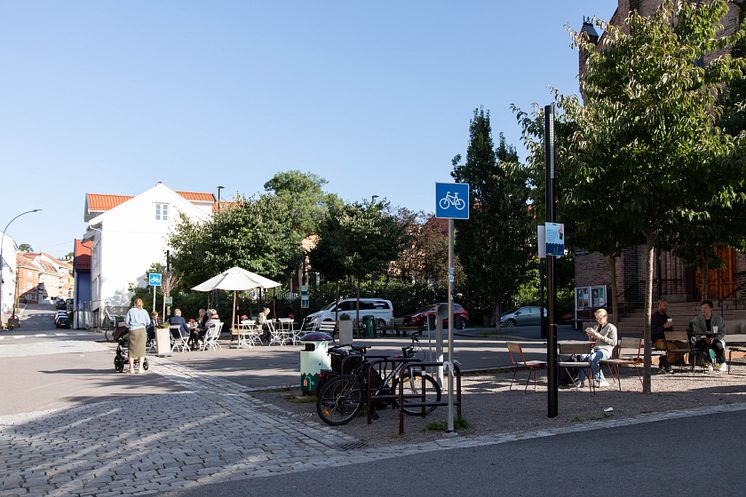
[435, 182, 469, 433]
[149, 273, 162, 314]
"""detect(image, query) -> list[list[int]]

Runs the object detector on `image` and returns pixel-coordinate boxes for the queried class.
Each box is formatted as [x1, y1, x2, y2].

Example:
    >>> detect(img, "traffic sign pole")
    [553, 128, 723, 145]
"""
[447, 218, 455, 433]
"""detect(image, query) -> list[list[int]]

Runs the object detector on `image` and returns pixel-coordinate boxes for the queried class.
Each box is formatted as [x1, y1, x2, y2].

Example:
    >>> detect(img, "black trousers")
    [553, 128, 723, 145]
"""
[695, 337, 725, 364]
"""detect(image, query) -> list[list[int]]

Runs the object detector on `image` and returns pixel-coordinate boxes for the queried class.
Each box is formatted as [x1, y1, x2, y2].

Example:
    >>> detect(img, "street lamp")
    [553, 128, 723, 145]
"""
[0, 209, 42, 325]
[217, 186, 225, 211]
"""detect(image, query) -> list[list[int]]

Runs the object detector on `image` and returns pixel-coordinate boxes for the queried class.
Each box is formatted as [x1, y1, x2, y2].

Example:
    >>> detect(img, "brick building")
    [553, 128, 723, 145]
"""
[575, 1, 745, 313]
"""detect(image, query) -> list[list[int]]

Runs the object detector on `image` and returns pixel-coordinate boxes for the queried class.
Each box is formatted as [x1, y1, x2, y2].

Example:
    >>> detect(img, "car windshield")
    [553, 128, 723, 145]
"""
[320, 302, 337, 311]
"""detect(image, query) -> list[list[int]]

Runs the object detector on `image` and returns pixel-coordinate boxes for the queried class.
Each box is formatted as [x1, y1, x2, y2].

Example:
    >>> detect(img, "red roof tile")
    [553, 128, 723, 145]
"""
[74, 239, 92, 272]
[87, 191, 216, 213]
[177, 191, 215, 202]
[87, 194, 133, 212]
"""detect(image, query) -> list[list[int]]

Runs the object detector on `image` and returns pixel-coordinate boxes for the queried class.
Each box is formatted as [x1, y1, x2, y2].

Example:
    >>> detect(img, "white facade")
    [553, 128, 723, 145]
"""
[0, 235, 17, 325]
[86, 183, 212, 322]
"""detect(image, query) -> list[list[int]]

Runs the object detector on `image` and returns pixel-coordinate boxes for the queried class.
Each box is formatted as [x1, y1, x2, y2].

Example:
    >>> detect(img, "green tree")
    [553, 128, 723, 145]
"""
[263, 170, 341, 237]
[169, 196, 303, 290]
[18, 243, 32, 253]
[718, 6, 746, 136]
[309, 198, 407, 326]
[559, 1, 746, 392]
[390, 209, 453, 285]
[451, 109, 533, 327]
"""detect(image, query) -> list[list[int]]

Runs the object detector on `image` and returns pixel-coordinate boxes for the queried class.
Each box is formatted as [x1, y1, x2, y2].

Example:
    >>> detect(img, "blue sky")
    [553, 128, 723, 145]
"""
[1, 1, 616, 257]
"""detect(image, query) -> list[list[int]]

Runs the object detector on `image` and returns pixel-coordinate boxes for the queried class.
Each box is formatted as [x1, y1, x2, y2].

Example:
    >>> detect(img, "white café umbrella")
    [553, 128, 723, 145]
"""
[191, 267, 281, 338]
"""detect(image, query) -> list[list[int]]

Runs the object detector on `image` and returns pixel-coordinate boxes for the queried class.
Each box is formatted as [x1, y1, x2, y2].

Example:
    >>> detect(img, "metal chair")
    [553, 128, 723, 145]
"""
[170, 325, 190, 352]
[600, 338, 643, 391]
[557, 342, 595, 393]
[506, 342, 546, 391]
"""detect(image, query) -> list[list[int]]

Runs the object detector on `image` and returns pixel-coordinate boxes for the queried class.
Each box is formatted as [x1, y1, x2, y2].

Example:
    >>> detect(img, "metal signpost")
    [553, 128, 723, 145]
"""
[300, 285, 309, 309]
[149, 273, 162, 313]
[435, 182, 469, 433]
[544, 104, 559, 418]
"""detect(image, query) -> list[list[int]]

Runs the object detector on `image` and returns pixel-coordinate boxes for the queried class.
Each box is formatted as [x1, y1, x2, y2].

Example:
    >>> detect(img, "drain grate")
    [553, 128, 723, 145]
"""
[335, 440, 367, 451]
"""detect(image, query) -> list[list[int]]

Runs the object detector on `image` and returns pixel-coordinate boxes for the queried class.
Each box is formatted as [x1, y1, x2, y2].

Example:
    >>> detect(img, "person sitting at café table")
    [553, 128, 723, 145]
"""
[572, 308, 617, 388]
[692, 299, 727, 372]
[189, 308, 208, 348]
[167, 308, 190, 341]
[257, 307, 271, 341]
[147, 310, 162, 344]
[203, 308, 220, 337]
[651, 298, 685, 373]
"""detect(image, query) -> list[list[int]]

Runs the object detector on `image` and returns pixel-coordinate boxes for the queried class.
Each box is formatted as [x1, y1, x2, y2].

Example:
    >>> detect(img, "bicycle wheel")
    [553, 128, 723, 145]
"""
[392, 373, 442, 416]
[316, 375, 364, 426]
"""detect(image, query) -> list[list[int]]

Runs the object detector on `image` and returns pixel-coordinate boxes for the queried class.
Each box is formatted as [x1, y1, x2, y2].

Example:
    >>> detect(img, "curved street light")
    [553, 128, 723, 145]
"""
[0, 209, 42, 326]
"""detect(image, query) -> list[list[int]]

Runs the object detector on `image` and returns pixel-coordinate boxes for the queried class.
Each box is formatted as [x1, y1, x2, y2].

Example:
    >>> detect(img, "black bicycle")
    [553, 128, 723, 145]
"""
[316, 336, 441, 426]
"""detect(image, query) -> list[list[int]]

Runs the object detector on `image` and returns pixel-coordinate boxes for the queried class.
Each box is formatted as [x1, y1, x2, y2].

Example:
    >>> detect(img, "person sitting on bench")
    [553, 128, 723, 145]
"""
[692, 300, 727, 372]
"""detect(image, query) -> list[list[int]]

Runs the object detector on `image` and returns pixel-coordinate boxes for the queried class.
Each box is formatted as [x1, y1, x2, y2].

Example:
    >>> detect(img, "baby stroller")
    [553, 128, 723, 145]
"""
[113, 324, 149, 373]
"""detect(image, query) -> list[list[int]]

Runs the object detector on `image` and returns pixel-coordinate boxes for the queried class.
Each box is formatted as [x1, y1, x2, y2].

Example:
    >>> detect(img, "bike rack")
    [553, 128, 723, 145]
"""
[397, 361, 462, 435]
[366, 357, 423, 425]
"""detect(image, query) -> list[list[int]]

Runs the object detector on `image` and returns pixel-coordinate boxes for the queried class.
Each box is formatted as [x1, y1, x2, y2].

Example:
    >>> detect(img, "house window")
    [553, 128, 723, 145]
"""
[155, 203, 169, 221]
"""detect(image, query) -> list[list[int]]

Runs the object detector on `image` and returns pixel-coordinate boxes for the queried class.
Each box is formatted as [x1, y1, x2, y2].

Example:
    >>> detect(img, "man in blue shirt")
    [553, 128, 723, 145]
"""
[168, 308, 190, 341]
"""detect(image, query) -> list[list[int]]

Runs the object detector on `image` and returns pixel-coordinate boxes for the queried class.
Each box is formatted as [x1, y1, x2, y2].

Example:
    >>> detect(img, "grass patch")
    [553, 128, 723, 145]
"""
[425, 415, 470, 431]
[571, 415, 582, 422]
[283, 394, 316, 403]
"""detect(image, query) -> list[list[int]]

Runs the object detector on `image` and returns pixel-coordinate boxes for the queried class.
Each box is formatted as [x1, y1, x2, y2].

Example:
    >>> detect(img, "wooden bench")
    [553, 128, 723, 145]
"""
[379, 318, 420, 336]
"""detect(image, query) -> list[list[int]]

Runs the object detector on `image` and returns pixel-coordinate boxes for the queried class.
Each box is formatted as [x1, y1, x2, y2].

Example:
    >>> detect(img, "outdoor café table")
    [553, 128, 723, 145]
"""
[236, 320, 261, 348]
[557, 341, 596, 392]
[725, 334, 746, 373]
[276, 318, 297, 344]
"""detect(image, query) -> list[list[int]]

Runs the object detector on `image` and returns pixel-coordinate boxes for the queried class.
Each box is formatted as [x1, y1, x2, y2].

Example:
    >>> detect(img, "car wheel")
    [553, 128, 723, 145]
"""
[376, 319, 386, 331]
[505, 319, 516, 328]
[458, 317, 468, 330]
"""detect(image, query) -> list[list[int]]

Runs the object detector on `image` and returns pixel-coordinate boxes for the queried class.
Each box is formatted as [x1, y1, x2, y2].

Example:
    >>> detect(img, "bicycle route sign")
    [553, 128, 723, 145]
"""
[149, 273, 162, 286]
[435, 182, 469, 220]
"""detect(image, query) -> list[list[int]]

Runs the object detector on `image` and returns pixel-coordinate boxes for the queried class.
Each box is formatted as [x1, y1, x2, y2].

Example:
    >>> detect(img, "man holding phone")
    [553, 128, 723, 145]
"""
[692, 300, 727, 372]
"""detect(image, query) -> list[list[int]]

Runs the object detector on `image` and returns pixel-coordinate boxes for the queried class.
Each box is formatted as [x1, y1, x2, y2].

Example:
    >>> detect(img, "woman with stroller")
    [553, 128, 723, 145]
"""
[125, 298, 151, 373]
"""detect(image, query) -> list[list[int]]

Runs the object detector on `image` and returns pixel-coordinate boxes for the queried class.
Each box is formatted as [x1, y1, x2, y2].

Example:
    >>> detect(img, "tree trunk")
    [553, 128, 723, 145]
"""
[609, 255, 619, 325]
[642, 239, 655, 394]
[494, 303, 501, 332]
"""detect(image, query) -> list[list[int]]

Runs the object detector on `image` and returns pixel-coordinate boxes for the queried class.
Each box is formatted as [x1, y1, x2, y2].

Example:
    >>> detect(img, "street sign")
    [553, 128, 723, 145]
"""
[149, 273, 162, 286]
[435, 183, 469, 220]
[545, 223, 565, 257]
[300, 285, 309, 309]
[164, 296, 173, 306]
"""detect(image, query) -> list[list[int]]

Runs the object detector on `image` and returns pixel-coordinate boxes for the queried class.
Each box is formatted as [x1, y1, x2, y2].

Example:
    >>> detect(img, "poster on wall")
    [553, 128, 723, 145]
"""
[576, 287, 590, 309]
[591, 286, 607, 308]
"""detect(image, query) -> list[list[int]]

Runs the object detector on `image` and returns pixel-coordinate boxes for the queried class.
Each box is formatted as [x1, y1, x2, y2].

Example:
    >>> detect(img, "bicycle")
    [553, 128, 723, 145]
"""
[315, 334, 442, 426]
[438, 191, 466, 211]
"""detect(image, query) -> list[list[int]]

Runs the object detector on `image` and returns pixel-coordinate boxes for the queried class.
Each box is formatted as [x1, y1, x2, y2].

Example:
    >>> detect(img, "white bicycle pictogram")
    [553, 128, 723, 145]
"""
[438, 191, 466, 211]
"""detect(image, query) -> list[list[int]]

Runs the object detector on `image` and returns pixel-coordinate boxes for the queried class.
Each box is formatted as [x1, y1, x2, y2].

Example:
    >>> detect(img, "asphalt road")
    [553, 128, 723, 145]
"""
[161, 408, 746, 497]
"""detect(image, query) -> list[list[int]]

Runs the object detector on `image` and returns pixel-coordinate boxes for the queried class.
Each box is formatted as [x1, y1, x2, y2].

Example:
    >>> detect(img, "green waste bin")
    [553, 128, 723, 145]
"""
[299, 332, 333, 394]
[362, 315, 376, 338]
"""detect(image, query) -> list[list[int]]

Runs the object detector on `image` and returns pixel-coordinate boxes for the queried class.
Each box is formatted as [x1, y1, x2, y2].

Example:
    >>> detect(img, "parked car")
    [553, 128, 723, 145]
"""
[499, 306, 547, 327]
[403, 303, 470, 330]
[55, 299, 67, 310]
[304, 298, 394, 330]
[54, 311, 70, 329]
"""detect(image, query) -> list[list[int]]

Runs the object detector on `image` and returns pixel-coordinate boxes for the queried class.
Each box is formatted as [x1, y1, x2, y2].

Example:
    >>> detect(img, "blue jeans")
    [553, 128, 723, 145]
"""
[577, 349, 610, 382]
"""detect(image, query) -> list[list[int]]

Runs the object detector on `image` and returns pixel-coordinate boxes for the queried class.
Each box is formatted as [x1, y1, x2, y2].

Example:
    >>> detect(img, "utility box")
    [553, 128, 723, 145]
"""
[156, 327, 172, 356]
[299, 332, 333, 394]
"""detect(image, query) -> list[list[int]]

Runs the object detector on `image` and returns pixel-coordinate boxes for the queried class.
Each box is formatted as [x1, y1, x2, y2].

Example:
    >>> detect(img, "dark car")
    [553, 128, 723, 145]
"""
[54, 311, 70, 329]
[403, 303, 470, 330]
[55, 299, 67, 310]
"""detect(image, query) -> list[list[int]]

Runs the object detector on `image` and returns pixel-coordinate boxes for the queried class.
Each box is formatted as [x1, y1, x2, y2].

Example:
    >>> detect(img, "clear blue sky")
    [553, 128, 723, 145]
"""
[1, 1, 616, 257]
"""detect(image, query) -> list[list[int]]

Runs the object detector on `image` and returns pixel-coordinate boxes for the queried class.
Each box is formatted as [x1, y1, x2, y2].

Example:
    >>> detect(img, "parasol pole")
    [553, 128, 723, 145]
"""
[232, 290, 237, 341]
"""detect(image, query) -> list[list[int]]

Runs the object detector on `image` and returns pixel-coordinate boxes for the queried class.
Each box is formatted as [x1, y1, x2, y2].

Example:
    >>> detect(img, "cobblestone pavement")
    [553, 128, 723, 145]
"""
[5, 354, 746, 497]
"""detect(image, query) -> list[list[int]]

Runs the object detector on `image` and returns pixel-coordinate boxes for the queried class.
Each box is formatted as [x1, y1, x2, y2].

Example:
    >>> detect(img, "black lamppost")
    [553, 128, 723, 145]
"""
[0, 209, 42, 325]
[217, 186, 225, 211]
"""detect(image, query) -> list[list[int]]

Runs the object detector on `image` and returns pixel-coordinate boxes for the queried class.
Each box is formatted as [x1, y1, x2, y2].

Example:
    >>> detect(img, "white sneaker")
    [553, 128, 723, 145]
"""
[570, 379, 584, 388]
[706, 364, 714, 373]
[596, 379, 610, 388]
[716, 363, 727, 372]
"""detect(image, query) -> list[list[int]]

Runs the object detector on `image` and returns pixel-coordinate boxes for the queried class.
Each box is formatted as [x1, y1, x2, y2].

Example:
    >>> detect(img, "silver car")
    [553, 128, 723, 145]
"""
[500, 306, 546, 327]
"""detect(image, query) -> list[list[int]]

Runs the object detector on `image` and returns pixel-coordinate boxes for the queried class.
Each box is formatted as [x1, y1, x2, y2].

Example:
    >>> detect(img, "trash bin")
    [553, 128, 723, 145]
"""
[362, 315, 376, 338]
[299, 332, 333, 394]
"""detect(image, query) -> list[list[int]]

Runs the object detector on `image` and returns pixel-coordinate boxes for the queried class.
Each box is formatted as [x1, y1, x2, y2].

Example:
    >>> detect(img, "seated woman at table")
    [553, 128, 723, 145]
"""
[692, 299, 727, 372]
[147, 311, 162, 343]
[189, 308, 208, 348]
[257, 307, 271, 341]
[572, 308, 617, 388]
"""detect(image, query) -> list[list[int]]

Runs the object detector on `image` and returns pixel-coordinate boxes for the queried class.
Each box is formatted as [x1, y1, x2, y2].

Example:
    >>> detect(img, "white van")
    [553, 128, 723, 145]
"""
[305, 298, 394, 330]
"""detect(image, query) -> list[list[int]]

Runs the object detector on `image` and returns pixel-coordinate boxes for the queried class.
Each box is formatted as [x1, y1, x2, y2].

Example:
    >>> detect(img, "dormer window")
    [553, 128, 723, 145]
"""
[155, 203, 169, 221]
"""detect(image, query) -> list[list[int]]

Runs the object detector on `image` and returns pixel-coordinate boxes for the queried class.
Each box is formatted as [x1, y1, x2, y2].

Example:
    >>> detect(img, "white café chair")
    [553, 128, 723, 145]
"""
[170, 325, 191, 352]
[201, 321, 224, 351]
